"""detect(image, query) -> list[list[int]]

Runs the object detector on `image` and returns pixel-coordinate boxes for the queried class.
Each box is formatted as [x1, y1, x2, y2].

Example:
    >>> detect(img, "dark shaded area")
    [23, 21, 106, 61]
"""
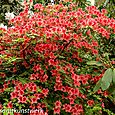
[102, 97, 115, 114]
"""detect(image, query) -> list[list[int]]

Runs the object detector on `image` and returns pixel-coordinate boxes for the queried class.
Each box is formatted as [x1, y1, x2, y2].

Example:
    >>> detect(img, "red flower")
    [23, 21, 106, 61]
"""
[81, 78, 88, 85]
[31, 97, 38, 104]
[42, 88, 49, 97]
[87, 100, 94, 106]
[74, 80, 81, 87]
[14, 86, 19, 91]
[0, 59, 2, 65]
[40, 74, 48, 82]
[51, 70, 58, 76]
[92, 49, 98, 55]
[18, 90, 24, 96]
[32, 64, 41, 72]
[13, 67, 17, 73]
[101, 9, 107, 14]
[63, 104, 72, 113]
[97, 89, 102, 94]
[48, 59, 57, 66]
[0, 73, 6, 78]
[7, 102, 13, 108]
[18, 96, 27, 103]
[3, 83, 8, 89]
[0, 103, 2, 109]
[54, 83, 63, 91]
[14, 113, 21, 115]
[69, 98, 74, 105]
[55, 100, 61, 108]
[92, 40, 98, 47]
[74, 88, 79, 96]
[54, 107, 60, 114]
[30, 73, 37, 80]
[103, 91, 108, 97]
[17, 83, 23, 89]
[34, 93, 41, 99]
[49, 52, 56, 59]
[101, 102, 105, 108]
[10, 92, 17, 99]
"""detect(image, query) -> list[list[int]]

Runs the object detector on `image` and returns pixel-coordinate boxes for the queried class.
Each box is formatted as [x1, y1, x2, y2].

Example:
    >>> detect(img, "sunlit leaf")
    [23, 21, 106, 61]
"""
[101, 68, 113, 91]
[112, 68, 115, 84]
[93, 79, 102, 92]
[87, 61, 103, 66]
[101, 80, 110, 91]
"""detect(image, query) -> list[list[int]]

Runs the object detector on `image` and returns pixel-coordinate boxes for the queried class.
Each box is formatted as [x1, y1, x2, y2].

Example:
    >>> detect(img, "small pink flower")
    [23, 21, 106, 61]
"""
[101, 102, 105, 108]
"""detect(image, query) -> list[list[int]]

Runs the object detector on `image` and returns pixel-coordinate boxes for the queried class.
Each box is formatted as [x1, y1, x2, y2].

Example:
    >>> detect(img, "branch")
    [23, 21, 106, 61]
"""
[54, 39, 73, 61]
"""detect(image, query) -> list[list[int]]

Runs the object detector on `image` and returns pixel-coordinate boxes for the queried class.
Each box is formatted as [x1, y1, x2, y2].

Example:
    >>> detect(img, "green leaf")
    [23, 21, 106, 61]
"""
[18, 77, 28, 84]
[112, 68, 115, 84]
[59, 69, 65, 74]
[19, 71, 29, 77]
[101, 68, 113, 91]
[3, 111, 9, 115]
[87, 61, 103, 66]
[15, 103, 19, 106]
[102, 68, 113, 83]
[13, 38, 24, 42]
[92, 106, 102, 111]
[0, 30, 2, 33]
[93, 79, 102, 92]
[7, 57, 21, 64]
[112, 90, 115, 98]
[101, 81, 111, 91]
[4, 88, 13, 92]
[3, 99, 9, 102]
[108, 84, 115, 94]
[37, 88, 42, 93]
[10, 112, 14, 115]
[58, 55, 65, 59]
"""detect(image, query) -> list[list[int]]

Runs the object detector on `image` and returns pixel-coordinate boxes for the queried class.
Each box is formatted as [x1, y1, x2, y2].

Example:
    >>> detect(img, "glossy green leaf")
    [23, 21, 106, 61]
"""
[108, 84, 115, 94]
[0, 30, 2, 33]
[10, 112, 14, 115]
[101, 81, 111, 91]
[87, 61, 103, 66]
[102, 68, 113, 83]
[58, 55, 65, 59]
[112, 90, 115, 98]
[3, 112, 8, 115]
[37, 88, 42, 93]
[18, 77, 28, 84]
[13, 38, 24, 42]
[101, 68, 113, 91]
[93, 79, 102, 92]
[112, 68, 115, 84]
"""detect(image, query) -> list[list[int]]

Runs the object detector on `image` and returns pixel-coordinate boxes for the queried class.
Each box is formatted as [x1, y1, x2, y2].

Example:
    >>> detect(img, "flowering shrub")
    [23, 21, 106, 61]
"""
[0, 2, 115, 115]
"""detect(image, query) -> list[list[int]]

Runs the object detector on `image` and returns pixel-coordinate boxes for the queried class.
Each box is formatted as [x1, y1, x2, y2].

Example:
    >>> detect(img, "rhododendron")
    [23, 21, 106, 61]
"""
[0, 1, 115, 115]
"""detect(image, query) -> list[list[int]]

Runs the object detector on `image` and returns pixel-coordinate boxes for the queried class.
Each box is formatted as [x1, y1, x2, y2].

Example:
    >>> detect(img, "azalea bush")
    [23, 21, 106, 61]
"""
[0, 1, 115, 115]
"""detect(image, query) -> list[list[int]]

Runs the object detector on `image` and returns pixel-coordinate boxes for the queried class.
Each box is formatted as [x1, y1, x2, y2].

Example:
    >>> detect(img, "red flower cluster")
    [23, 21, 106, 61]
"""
[0, 1, 114, 115]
